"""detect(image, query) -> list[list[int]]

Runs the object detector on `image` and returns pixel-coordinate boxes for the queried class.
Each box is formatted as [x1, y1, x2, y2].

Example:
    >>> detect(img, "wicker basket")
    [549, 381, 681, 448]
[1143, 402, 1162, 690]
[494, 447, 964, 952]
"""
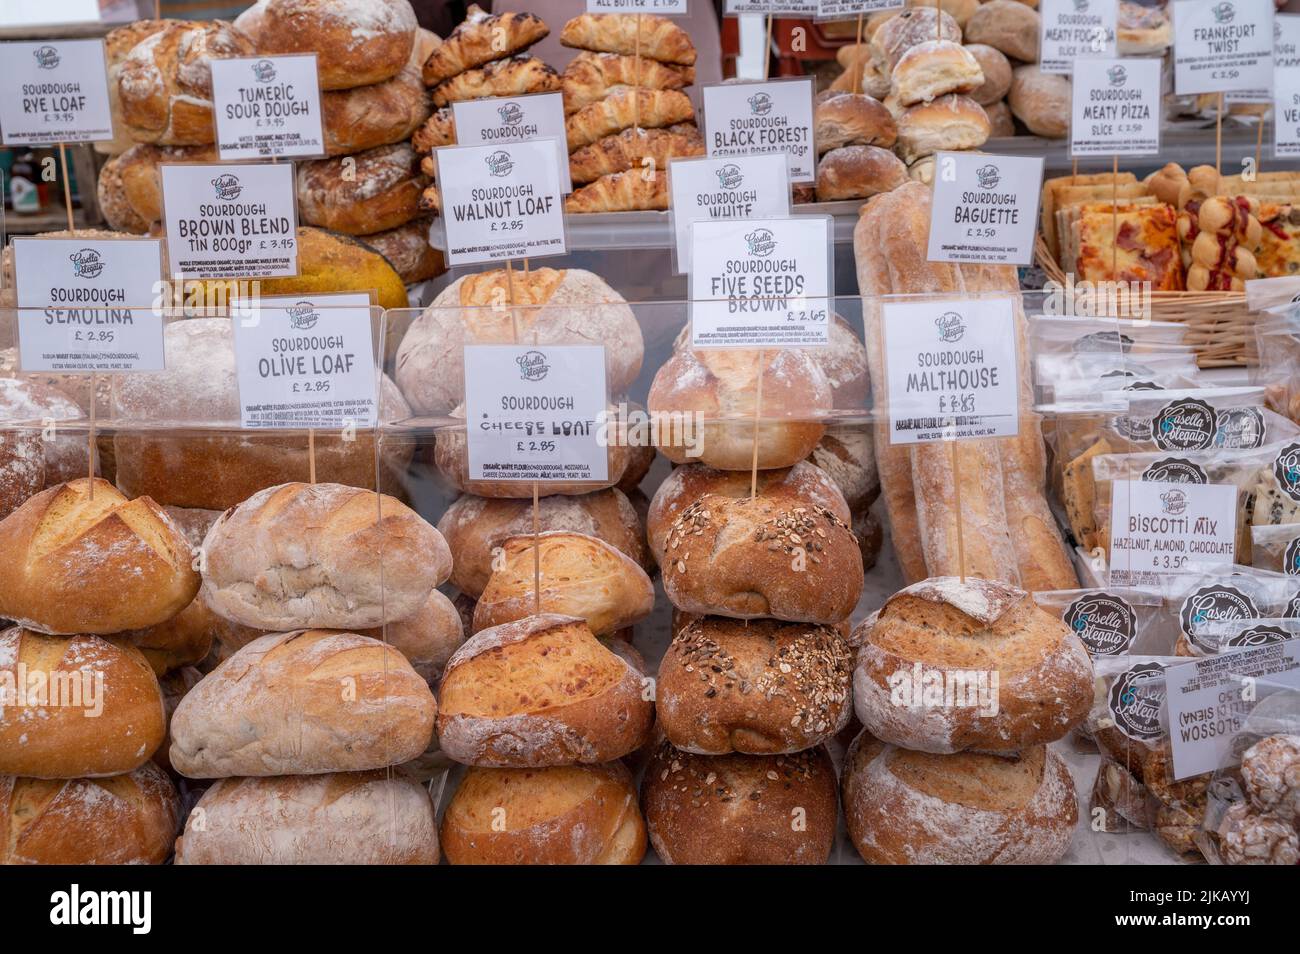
[1033, 235, 1255, 369]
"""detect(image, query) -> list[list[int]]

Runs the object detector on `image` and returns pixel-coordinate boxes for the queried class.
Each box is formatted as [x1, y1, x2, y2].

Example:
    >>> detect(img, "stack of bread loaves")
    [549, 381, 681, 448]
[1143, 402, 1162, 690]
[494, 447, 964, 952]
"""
[0, 479, 197, 863]
[166, 481, 451, 864]
[558, 13, 703, 212]
[843, 577, 1094, 863]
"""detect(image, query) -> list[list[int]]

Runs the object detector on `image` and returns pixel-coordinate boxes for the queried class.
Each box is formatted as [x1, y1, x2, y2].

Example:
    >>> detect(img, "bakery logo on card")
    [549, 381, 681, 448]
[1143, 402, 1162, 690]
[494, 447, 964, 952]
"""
[744, 228, 776, 256]
[1272, 443, 1300, 502]
[211, 173, 243, 200]
[975, 163, 1001, 190]
[1224, 624, 1291, 648]
[69, 248, 104, 280]
[517, 349, 549, 381]
[251, 59, 277, 83]
[1142, 457, 1209, 484]
[1153, 397, 1216, 450]
[1216, 406, 1266, 449]
[1160, 487, 1188, 515]
[747, 92, 773, 116]
[1108, 64, 1128, 86]
[1074, 0, 1090, 11]
[1213, 1, 1235, 24]
[1108, 662, 1166, 741]
[33, 45, 61, 70]
[286, 301, 319, 330]
[1064, 592, 1136, 655]
[1286, 537, 1300, 575]
[497, 102, 525, 126]
[716, 163, 744, 189]
[1180, 585, 1258, 651]
[935, 310, 965, 343]
[485, 149, 514, 177]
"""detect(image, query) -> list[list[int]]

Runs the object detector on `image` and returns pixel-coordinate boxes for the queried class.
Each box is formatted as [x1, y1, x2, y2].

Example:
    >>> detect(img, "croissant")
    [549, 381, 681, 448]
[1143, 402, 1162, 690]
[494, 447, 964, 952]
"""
[569, 124, 704, 185]
[559, 13, 696, 66]
[565, 88, 694, 151]
[412, 107, 456, 154]
[430, 56, 560, 108]
[565, 169, 668, 213]
[422, 5, 550, 86]
[562, 51, 694, 114]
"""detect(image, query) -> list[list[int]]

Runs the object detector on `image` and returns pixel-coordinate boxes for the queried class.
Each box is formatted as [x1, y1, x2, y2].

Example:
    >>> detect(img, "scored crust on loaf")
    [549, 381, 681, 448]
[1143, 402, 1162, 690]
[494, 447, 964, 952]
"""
[296, 142, 427, 235]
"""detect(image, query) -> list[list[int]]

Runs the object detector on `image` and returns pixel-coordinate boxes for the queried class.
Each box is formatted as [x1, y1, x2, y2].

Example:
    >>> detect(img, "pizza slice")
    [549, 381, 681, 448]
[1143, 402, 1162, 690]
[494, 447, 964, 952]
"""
[1073, 203, 1185, 290]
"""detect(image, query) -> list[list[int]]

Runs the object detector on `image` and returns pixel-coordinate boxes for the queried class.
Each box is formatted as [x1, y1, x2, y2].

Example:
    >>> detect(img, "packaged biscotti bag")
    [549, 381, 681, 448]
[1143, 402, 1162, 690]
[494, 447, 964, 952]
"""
[1033, 586, 1171, 657]
[1251, 523, 1300, 575]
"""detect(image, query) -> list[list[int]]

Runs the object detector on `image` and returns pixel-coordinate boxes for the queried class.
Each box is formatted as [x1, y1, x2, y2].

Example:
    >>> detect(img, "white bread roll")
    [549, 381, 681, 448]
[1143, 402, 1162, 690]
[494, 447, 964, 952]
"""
[815, 145, 908, 201]
[394, 267, 643, 417]
[892, 41, 985, 106]
[814, 90, 897, 153]
[843, 731, 1077, 864]
[0, 763, 179, 864]
[174, 771, 439, 864]
[169, 629, 437, 777]
[199, 482, 450, 631]
[985, 99, 1016, 137]
[872, 8, 961, 72]
[896, 94, 991, 164]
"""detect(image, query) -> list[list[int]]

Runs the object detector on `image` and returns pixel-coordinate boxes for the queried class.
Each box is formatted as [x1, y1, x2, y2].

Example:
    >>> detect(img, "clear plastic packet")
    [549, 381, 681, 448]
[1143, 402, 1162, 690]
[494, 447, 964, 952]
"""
[1034, 352, 1201, 402]
[1250, 523, 1300, 575]
[1101, 387, 1296, 452]
[1163, 566, 1300, 657]
[1028, 316, 1191, 355]
[1187, 618, 1300, 655]
[1034, 586, 1171, 657]
[1250, 311, 1300, 424]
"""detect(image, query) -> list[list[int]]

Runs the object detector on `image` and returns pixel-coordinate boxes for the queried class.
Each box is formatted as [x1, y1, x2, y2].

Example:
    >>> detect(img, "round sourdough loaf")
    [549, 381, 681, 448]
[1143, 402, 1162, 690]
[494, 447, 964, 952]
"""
[169, 629, 437, 777]
[395, 267, 643, 417]
[361, 217, 443, 284]
[436, 614, 654, 767]
[473, 531, 654, 635]
[361, 588, 465, 684]
[815, 144, 908, 200]
[852, 577, 1093, 753]
[964, 0, 1041, 63]
[441, 762, 645, 865]
[174, 771, 439, 864]
[985, 99, 1016, 137]
[321, 66, 431, 157]
[0, 762, 179, 864]
[871, 7, 961, 71]
[258, 0, 417, 90]
[656, 616, 854, 754]
[1008, 65, 1070, 138]
[0, 479, 199, 635]
[120, 598, 218, 676]
[647, 348, 832, 470]
[806, 424, 879, 512]
[842, 731, 1077, 864]
[814, 91, 897, 152]
[896, 94, 990, 163]
[816, 314, 871, 408]
[642, 740, 839, 864]
[646, 461, 850, 565]
[0, 629, 166, 779]
[296, 142, 428, 235]
[199, 481, 450, 630]
[660, 494, 863, 624]
[437, 489, 648, 598]
[892, 40, 985, 106]
[965, 44, 1013, 106]
[101, 19, 175, 156]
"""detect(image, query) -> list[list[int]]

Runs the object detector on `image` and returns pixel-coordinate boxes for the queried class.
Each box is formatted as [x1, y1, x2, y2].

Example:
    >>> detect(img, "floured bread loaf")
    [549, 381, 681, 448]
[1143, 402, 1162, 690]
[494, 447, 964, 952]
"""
[258, 0, 417, 90]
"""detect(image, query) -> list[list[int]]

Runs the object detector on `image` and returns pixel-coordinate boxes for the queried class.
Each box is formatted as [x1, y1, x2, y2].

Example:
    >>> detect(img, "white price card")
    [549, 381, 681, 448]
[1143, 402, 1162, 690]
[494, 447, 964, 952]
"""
[1274, 65, 1300, 156]
[927, 152, 1044, 265]
[211, 55, 325, 161]
[0, 39, 112, 145]
[587, 0, 687, 12]
[160, 162, 298, 280]
[437, 139, 567, 267]
[702, 79, 816, 183]
[882, 297, 1021, 444]
[668, 153, 790, 273]
[725, 0, 819, 13]
[1071, 57, 1162, 156]
[1173, 0, 1274, 95]
[1040, 0, 1118, 74]
[1107, 479, 1238, 586]
[1228, 13, 1300, 101]
[1165, 639, 1300, 780]
[451, 93, 571, 193]
[816, 0, 905, 18]
[464, 344, 609, 484]
[1, 0, 99, 27]
[231, 293, 378, 429]
[12, 237, 164, 373]
[688, 216, 831, 348]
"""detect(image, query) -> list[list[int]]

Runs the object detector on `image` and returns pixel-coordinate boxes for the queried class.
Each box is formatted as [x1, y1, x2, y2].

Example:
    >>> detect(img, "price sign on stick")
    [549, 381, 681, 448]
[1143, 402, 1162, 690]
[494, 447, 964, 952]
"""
[464, 344, 609, 484]
[1040, 0, 1118, 74]
[927, 152, 1044, 265]
[688, 216, 831, 348]
[1071, 57, 1162, 156]
[436, 138, 567, 267]
[0, 39, 112, 145]
[1173, 0, 1274, 95]
[12, 237, 165, 373]
[160, 162, 298, 279]
[702, 79, 816, 183]
[210, 55, 325, 161]
[231, 293, 379, 429]
[1107, 479, 1238, 586]
[0, 0, 100, 27]
[451, 93, 571, 193]
[668, 152, 790, 273]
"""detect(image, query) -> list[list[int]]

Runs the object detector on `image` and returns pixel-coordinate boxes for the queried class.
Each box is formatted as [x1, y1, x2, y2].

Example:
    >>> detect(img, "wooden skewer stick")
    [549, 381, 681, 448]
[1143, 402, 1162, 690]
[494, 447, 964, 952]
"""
[1255, 115, 1265, 177]
[1111, 155, 1119, 280]
[764, 15, 773, 80]
[532, 481, 541, 615]
[58, 143, 74, 231]
[951, 439, 965, 583]
[308, 428, 317, 484]
[852, 14, 864, 95]
[750, 351, 765, 499]
[87, 373, 97, 499]
[1216, 92, 1224, 176]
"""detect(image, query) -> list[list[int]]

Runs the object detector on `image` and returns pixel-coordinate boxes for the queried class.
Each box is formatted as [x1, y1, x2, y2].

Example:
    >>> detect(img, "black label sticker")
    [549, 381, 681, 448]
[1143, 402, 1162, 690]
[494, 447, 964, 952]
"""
[1141, 457, 1209, 484]
[1063, 592, 1138, 655]
[1108, 661, 1167, 742]
[1178, 583, 1260, 652]
[1153, 397, 1216, 450]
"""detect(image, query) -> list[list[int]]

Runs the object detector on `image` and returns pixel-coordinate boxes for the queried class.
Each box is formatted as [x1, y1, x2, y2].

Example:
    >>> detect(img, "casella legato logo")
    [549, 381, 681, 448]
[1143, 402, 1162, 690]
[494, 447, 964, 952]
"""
[1141, 457, 1208, 484]
[1272, 442, 1300, 503]
[485, 149, 514, 177]
[212, 173, 243, 200]
[744, 228, 776, 256]
[748, 92, 773, 116]
[1179, 584, 1258, 653]
[1074, 0, 1090, 11]
[1108, 64, 1128, 86]
[69, 248, 104, 279]
[1224, 625, 1290, 649]
[975, 163, 1001, 189]
[33, 45, 60, 69]
[1286, 536, 1300, 576]
[1153, 397, 1216, 450]
[1212, 2, 1235, 24]
[497, 102, 524, 125]
[716, 163, 744, 189]
[517, 349, 549, 381]
[935, 310, 965, 343]
[1216, 406, 1266, 449]
[1160, 488, 1188, 515]
[252, 59, 277, 83]
[287, 300, 319, 330]
[1063, 592, 1136, 655]
[1109, 662, 1166, 741]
